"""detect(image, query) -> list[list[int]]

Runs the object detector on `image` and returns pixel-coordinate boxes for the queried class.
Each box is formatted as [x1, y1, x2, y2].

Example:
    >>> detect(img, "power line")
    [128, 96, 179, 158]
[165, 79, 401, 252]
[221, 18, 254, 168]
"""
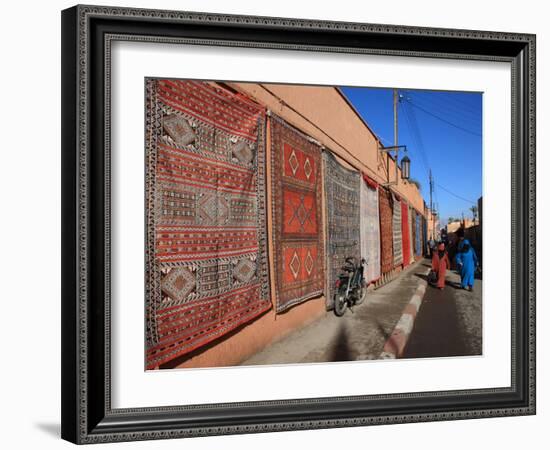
[399, 91, 480, 230]
[405, 97, 481, 128]
[402, 89, 482, 117]
[400, 100, 430, 177]
[436, 183, 477, 204]
[403, 90, 482, 121]
[404, 98, 482, 137]
[437, 94, 481, 115]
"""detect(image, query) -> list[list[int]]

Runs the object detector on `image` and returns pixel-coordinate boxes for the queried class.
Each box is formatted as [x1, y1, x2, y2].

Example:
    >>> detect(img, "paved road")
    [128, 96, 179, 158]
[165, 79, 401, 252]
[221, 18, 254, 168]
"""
[240, 259, 482, 366]
[402, 264, 482, 358]
[241, 261, 427, 366]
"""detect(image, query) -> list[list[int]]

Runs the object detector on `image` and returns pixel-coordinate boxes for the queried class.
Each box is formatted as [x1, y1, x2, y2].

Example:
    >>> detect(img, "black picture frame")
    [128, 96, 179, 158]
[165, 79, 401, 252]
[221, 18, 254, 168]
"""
[61, 4, 536, 444]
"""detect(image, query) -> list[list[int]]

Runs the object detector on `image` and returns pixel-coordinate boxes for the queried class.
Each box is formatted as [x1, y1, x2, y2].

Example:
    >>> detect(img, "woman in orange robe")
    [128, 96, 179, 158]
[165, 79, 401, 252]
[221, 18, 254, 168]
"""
[431, 243, 451, 289]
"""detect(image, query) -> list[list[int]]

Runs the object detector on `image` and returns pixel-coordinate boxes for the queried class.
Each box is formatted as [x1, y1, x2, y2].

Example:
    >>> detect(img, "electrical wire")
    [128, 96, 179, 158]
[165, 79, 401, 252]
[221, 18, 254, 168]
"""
[435, 93, 481, 115]
[404, 99, 482, 137]
[406, 98, 481, 129]
[403, 90, 482, 122]
[400, 99, 430, 178]
[402, 89, 482, 119]
[399, 90, 481, 224]
[436, 183, 477, 204]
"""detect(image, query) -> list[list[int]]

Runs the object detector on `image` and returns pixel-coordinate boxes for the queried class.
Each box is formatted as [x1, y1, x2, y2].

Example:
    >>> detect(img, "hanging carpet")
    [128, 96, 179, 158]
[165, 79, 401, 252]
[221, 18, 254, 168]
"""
[409, 206, 415, 261]
[379, 186, 394, 274]
[270, 116, 325, 312]
[415, 211, 422, 257]
[145, 79, 271, 369]
[392, 193, 403, 267]
[401, 201, 411, 266]
[323, 151, 361, 309]
[360, 174, 381, 283]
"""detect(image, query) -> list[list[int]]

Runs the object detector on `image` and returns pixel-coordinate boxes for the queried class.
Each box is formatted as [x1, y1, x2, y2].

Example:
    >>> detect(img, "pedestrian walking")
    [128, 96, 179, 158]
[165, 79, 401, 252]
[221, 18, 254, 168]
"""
[428, 238, 436, 258]
[455, 229, 478, 291]
[446, 240, 454, 270]
[431, 242, 450, 290]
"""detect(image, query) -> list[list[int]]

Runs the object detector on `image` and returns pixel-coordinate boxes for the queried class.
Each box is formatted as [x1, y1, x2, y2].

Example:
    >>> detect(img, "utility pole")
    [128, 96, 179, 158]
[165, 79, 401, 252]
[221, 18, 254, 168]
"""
[394, 88, 398, 148]
[388, 88, 398, 184]
[380, 90, 407, 187]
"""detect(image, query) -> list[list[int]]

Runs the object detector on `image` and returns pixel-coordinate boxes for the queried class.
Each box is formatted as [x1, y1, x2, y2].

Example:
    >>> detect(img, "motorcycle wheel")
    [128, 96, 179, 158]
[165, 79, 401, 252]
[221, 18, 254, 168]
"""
[355, 283, 367, 306]
[334, 289, 347, 317]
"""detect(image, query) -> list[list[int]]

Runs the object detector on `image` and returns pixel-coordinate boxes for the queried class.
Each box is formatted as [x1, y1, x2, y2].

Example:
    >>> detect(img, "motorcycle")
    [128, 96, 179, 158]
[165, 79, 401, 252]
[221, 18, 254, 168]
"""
[333, 256, 367, 317]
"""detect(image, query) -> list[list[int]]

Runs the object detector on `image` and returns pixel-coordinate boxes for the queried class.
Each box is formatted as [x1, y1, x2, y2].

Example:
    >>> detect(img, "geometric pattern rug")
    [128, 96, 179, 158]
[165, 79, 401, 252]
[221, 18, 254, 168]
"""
[392, 193, 403, 267]
[145, 79, 271, 369]
[360, 174, 381, 283]
[409, 205, 415, 261]
[401, 200, 411, 266]
[414, 209, 422, 257]
[411, 207, 417, 258]
[378, 186, 394, 274]
[270, 116, 325, 312]
[323, 151, 361, 309]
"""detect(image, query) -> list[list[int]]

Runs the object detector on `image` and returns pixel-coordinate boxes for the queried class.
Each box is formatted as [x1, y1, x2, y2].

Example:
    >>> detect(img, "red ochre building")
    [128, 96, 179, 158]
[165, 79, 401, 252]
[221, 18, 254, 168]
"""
[158, 81, 428, 369]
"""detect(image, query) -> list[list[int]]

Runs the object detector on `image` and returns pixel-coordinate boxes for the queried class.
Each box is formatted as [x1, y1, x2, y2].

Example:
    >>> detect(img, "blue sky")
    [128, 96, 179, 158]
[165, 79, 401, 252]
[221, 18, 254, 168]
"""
[340, 86, 482, 226]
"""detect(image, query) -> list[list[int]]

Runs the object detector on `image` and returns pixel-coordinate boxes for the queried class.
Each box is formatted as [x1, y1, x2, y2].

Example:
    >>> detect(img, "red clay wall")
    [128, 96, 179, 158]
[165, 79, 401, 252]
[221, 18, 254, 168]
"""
[171, 82, 426, 369]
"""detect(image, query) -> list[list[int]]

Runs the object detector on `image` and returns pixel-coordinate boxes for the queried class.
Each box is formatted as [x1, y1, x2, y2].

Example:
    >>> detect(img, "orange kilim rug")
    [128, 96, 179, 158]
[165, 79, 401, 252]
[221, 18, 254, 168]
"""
[270, 116, 325, 312]
[145, 79, 271, 369]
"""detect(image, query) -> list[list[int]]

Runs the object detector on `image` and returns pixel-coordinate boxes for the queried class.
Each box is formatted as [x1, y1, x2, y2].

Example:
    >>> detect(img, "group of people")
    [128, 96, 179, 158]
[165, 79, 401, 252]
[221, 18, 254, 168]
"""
[429, 228, 479, 291]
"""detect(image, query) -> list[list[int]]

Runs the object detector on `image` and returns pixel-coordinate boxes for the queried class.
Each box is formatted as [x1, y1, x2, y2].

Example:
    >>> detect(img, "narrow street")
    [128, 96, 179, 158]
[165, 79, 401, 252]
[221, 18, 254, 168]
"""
[240, 259, 482, 366]
[402, 263, 482, 358]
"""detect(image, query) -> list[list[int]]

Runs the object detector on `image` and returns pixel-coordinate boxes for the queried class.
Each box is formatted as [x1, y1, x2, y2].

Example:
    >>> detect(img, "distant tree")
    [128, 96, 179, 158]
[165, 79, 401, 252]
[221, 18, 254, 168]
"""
[448, 217, 456, 224]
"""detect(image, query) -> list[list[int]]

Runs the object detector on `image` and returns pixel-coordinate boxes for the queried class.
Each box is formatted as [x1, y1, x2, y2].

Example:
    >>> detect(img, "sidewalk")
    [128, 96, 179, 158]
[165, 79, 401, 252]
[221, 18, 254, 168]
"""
[240, 259, 430, 366]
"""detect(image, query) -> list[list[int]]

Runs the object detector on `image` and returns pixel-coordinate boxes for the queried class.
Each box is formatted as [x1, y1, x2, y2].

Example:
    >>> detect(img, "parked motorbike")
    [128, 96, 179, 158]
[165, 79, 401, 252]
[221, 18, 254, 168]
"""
[333, 257, 367, 317]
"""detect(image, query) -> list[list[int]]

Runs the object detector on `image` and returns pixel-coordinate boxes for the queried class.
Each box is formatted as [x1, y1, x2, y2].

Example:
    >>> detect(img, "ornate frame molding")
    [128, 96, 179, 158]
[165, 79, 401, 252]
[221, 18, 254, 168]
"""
[61, 4, 535, 444]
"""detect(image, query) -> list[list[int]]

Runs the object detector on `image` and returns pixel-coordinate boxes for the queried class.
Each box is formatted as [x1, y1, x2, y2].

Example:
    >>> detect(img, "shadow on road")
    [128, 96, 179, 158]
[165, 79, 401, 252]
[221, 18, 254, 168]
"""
[414, 271, 467, 291]
[374, 320, 391, 341]
[329, 325, 354, 361]
[413, 272, 428, 282]
[445, 280, 464, 290]
[403, 285, 469, 358]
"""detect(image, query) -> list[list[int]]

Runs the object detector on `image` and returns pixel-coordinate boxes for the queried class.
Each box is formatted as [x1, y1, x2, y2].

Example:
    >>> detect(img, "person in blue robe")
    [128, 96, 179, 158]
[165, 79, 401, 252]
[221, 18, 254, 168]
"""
[455, 236, 478, 291]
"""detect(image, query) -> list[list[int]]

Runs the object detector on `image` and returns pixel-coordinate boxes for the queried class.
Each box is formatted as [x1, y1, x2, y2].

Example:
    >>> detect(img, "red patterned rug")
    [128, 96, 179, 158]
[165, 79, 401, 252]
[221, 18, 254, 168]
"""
[412, 209, 419, 258]
[379, 187, 394, 274]
[145, 79, 271, 369]
[270, 116, 325, 312]
[392, 193, 403, 267]
[401, 200, 411, 266]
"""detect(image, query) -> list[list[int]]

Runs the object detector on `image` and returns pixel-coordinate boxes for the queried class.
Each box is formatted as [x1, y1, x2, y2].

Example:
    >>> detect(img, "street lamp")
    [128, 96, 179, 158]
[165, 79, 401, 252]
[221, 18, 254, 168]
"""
[401, 154, 411, 181]
[379, 144, 411, 186]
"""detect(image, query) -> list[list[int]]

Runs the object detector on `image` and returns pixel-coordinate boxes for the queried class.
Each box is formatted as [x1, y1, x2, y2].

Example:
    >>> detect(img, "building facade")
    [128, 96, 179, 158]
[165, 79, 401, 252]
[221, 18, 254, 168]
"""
[159, 81, 428, 369]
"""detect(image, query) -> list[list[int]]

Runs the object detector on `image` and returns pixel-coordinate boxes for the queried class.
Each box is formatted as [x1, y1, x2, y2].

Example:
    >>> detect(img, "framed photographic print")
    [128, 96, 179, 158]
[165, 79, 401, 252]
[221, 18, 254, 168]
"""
[61, 4, 536, 444]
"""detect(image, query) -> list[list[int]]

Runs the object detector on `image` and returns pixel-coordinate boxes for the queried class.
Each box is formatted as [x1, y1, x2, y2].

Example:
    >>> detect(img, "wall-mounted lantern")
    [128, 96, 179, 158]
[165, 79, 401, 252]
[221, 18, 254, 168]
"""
[379, 144, 411, 186]
[401, 154, 411, 180]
